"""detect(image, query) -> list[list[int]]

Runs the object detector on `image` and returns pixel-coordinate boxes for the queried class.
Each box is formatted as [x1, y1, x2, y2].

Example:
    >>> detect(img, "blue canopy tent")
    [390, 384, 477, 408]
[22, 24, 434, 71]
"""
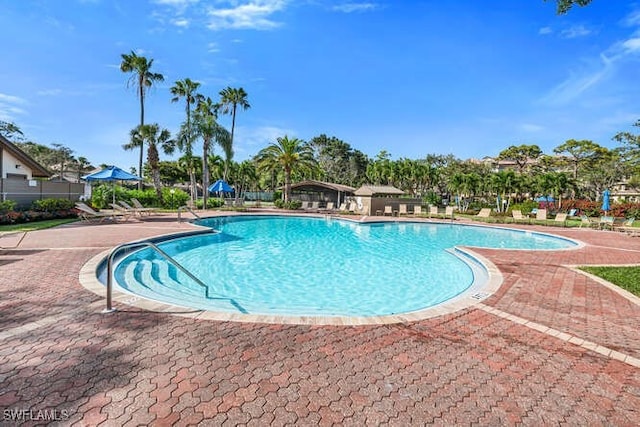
[208, 179, 234, 198]
[82, 165, 141, 204]
[535, 195, 555, 209]
[602, 189, 611, 214]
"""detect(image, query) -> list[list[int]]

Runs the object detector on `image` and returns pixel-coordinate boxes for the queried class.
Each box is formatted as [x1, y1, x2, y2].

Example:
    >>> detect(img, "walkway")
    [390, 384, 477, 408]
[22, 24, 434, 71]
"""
[0, 212, 639, 425]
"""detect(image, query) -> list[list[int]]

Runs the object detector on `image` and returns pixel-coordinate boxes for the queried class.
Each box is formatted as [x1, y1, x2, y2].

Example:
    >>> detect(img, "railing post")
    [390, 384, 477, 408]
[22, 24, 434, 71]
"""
[103, 250, 117, 313]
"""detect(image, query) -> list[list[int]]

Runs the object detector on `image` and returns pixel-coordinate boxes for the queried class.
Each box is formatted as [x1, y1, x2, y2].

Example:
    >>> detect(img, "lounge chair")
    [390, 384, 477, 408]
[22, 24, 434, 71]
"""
[535, 208, 548, 224]
[511, 210, 529, 224]
[445, 206, 455, 219]
[109, 203, 134, 221]
[476, 208, 492, 221]
[599, 216, 614, 231]
[413, 205, 422, 216]
[614, 217, 635, 232]
[383, 205, 393, 216]
[398, 204, 408, 216]
[347, 202, 357, 213]
[120, 200, 154, 216]
[131, 198, 158, 214]
[324, 202, 335, 212]
[75, 202, 124, 223]
[338, 203, 347, 212]
[551, 213, 567, 227]
[429, 206, 439, 218]
[579, 215, 599, 229]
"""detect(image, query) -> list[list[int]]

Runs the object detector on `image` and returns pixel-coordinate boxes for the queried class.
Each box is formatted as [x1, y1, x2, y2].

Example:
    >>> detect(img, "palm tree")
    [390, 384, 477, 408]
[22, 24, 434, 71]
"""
[124, 124, 175, 201]
[120, 51, 164, 189]
[255, 136, 317, 202]
[74, 156, 93, 182]
[217, 87, 250, 177]
[193, 97, 231, 209]
[171, 78, 203, 203]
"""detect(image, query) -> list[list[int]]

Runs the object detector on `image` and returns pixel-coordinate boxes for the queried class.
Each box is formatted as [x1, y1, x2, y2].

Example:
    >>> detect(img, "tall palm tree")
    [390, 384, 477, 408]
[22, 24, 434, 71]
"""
[120, 51, 164, 189]
[124, 124, 174, 201]
[74, 156, 93, 182]
[255, 136, 317, 202]
[193, 97, 231, 208]
[171, 78, 203, 203]
[217, 87, 250, 177]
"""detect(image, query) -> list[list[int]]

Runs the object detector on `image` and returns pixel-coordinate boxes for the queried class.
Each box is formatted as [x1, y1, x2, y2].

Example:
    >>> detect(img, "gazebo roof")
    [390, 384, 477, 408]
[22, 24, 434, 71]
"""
[289, 180, 356, 193]
[354, 185, 404, 196]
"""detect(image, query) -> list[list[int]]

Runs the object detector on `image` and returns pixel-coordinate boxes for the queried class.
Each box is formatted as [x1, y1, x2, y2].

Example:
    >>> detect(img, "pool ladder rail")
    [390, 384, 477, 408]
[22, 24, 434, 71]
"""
[177, 205, 201, 222]
[104, 240, 247, 314]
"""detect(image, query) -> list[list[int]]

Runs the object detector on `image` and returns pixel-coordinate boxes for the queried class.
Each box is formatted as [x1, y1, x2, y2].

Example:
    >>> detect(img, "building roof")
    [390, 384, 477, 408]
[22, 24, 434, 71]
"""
[0, 135, 51, 178]
[289, 180, 356, 193]
[354, 185, 404, 196]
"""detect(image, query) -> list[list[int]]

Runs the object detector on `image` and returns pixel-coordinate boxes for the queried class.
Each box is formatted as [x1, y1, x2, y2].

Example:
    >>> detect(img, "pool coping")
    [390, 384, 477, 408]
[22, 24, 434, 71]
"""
[78, 213, 583, 326]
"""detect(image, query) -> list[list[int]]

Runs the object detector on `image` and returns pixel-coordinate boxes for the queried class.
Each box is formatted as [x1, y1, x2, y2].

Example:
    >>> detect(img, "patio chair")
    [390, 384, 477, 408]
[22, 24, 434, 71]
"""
[412, 205, 422, 216]
[109, 203, 134, 221]
[347, 202, 357, 213]
[551, 213, 567, 227]
[398, 204, 408, 216]
[476, 208, 492, 220]
[511, 210, 529, 224]
[75, 202, 123, 223]
[445, 206, 455, 219]
[383, 205, 393, 216]
[131, 198, 158, 214]
[599, 216, 615, 231]
[338, 203, 347, 211]
[579, 215, 599, 229]
[119, 200, 153, 216]
[429, 206, 439, 218]
[324, 202, 335, 212]
[535, 208, 548, 223]
[614, 217, 635, 232]
[310, 201, 320, 211]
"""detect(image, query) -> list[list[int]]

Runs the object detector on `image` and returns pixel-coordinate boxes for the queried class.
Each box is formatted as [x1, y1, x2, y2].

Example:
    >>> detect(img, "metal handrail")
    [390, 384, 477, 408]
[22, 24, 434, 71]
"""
[104, 241, 247, 314]
[177, 205, 201, 222]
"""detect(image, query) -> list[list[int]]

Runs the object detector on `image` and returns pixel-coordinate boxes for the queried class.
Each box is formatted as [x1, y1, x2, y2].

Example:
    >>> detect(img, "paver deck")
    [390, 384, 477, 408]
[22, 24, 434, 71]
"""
[1, 212, 639, 425]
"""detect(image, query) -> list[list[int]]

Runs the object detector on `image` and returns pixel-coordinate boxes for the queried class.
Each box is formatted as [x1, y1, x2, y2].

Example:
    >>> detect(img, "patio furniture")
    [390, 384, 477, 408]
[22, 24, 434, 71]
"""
[599, 216, 615, 231]
[511, 210, 529, 224]
[75, 202, 125, 223]
[383, 205, 393, 216]
[429, 206, 439, 218]
[131, 198, 158, 214]
[398, 204, 408, 216]
[579, 215, 599, 229]
[119, 200, 154, 216]
[413, 205, 422, 216]
[476, 208, 492, 219]
[445, 206, 455, 219]
[551, 213, 567, 227]
[535, 208, 548, 223]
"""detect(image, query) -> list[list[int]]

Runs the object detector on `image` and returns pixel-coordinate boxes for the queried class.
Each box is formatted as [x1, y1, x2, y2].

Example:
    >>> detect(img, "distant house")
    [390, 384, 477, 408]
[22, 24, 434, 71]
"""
[1, 135, 84, 207]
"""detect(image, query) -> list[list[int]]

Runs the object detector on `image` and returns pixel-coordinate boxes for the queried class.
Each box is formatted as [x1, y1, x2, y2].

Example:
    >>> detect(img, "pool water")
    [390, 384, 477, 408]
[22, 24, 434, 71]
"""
[113, 215, 577, 317]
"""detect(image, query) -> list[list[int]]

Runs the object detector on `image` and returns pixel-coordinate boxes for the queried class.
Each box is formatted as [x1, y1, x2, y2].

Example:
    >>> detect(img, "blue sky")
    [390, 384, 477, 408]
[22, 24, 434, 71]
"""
[2, 0, 640, 170]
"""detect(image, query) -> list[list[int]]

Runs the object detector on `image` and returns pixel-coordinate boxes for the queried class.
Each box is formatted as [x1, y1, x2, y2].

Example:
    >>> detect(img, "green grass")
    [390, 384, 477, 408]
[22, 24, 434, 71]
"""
[579, 266, 640, 297]
[0, 218, 79, 233]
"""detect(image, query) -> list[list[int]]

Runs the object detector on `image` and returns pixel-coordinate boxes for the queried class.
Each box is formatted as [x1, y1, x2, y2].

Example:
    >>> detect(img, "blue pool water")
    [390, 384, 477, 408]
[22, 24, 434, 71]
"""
[113, 215, 577, 317]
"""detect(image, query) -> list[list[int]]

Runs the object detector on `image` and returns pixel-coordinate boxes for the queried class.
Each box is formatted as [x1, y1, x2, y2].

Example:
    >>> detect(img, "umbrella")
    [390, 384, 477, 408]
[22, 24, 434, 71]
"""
[82, 165, 141, 204]
[208, 179, 234, 195]
[535, 195, 555, 202]
[601, 189, 610, 214]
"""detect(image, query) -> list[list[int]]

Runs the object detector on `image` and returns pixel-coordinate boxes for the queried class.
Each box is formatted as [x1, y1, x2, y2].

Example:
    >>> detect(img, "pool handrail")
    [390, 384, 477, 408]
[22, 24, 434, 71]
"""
[177, 205, 201, 222]
[105, 240, 247, 314]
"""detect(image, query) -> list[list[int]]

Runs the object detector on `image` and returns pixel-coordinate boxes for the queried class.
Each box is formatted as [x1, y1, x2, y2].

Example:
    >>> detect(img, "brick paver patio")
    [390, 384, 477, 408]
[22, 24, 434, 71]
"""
[1, 212, 639, 425]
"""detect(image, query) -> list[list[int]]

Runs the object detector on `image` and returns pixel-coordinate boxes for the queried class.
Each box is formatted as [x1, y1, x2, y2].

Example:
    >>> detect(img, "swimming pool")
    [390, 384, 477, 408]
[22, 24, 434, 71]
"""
[111, 215, 578, 320]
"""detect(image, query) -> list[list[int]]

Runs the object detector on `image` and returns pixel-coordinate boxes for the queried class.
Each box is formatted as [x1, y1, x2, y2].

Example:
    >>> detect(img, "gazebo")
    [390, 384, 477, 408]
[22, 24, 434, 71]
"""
[289, 180, 356, 206]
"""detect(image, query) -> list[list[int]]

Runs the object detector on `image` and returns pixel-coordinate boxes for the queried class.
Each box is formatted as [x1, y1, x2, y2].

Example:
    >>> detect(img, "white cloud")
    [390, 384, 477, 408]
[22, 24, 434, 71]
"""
[206, 1, 287, 31]
[36, 89, 63, 96]
[0, 94, 28, 122]
[622, 37, 640, 53]
[538, 26, 553, 35]
[332, 2, 378, 13]
[560, 24, 592, 39]
[207, 42, 220, 53]
[172, 17, 190, 27]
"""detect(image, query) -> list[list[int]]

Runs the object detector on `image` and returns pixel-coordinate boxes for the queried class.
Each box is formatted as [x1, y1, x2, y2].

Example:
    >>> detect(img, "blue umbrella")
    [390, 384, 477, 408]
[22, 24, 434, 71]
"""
[602, 189, 610, 214]
[208, 179, 233, 194]
[82, 165, 141, 204]
[535, 195, 555, 202]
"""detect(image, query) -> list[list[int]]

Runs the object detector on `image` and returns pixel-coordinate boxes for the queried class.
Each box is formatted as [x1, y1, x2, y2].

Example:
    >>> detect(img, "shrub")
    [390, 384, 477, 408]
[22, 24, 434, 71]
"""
[31, 198, 75, 212]
[160, 188, 189, 209]
[90, 184, 130, 209]
[125, 189, 159, 207]
[195, 198, 225, 209]
[509, 200, 538, 215]
[0, 200, 16, 213]
[274, 199, 302, 210]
